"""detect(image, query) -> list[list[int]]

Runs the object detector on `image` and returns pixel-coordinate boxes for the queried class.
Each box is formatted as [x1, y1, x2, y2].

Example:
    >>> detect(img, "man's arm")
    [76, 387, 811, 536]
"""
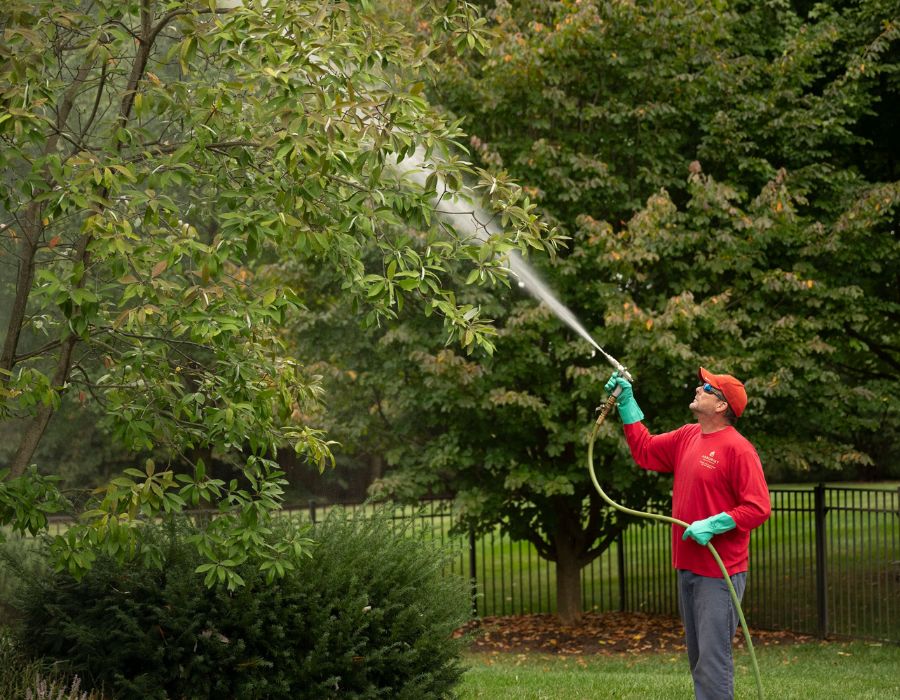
[605, 372, 684, 474]
[724, 449, 771, 531]
[623, 422, 685, 474]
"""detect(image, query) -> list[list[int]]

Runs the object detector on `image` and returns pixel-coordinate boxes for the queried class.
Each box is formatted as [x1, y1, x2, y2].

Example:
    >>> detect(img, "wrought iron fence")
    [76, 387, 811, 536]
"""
[744, 485, 900, 642]
[31, 484, 900, 642]
[296, 484, 899, 642]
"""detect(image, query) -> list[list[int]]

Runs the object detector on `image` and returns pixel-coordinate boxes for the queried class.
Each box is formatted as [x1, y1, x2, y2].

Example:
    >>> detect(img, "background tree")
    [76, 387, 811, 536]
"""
[294, 0, 899, 622]
[0, 0, 561, 583]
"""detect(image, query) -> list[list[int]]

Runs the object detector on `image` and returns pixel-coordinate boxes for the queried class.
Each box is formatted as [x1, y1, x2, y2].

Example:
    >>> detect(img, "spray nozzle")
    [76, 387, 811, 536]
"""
[608, 365, 634, 385]
[616, 366, 634, 384]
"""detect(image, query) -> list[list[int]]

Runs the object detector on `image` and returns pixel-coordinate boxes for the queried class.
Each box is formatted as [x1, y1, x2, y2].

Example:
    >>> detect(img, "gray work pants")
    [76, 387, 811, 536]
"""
[677, 569, 747, 700]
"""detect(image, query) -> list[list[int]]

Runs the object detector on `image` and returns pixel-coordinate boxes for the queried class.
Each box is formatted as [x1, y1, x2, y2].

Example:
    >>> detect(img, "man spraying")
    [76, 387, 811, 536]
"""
[605, 368, 771, 700]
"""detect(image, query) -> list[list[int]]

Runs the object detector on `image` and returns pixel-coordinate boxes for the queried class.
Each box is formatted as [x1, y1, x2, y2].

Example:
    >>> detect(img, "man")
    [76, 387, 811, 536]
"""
[605, 367, 770, 700]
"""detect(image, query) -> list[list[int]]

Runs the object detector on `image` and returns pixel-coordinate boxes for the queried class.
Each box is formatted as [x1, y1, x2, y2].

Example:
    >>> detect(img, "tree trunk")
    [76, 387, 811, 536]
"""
[368, 453, 384, 483]
[0, 218, 37, 377]
[9, 334, 77, 476]
[555, 538, 584, 624]
[552, 496, 590, 624]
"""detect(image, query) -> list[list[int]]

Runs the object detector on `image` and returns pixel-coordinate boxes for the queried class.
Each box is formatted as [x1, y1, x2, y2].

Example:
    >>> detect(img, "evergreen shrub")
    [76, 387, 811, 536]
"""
[11, 508, 470, 699]
[1, 532, 45, 623]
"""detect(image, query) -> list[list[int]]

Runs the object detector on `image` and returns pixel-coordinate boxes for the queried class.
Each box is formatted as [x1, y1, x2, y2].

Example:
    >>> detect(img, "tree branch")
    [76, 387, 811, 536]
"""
[118, 0, 154, 129]
[581, 524, 624, 567]
[843, 324, 900, 374]
[110, 330, 215, 352]
[70, 60, 109, 158]
[147, 7, 233, 49]
[1, 53, 97, 380]
[522, 528, 554, 561]
[9, 0, 158, 476]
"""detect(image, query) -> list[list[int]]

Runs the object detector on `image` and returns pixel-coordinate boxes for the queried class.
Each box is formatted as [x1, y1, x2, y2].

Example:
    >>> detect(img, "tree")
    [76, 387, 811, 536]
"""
[0, 0, 561, 584]
[297, 0, 899, 622]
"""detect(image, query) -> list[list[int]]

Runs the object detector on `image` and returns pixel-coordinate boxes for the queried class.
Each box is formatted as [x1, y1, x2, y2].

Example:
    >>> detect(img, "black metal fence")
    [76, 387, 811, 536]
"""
[300, 484, 899, 643]
[30, 484, 897, 642]
[745, 485, 900, 642]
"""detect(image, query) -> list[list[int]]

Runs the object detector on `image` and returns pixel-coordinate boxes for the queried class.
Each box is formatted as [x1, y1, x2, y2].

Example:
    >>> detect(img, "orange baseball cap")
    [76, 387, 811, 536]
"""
[698, 367, 748, 418]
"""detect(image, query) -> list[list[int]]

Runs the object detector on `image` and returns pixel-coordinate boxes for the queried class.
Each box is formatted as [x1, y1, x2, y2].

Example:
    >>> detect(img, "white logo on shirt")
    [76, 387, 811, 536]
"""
[700, 451, 719, 470]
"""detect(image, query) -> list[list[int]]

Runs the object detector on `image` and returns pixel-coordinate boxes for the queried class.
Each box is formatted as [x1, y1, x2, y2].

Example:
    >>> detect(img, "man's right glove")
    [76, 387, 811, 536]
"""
[604, 372, 644, 425]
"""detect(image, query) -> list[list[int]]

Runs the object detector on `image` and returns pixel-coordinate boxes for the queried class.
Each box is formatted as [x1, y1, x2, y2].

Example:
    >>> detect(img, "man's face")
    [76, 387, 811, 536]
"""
[689, 382, 727, 416]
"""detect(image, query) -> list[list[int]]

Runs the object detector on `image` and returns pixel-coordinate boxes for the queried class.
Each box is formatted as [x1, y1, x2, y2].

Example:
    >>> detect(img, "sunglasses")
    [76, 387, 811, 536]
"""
[701, 383, 727, 402]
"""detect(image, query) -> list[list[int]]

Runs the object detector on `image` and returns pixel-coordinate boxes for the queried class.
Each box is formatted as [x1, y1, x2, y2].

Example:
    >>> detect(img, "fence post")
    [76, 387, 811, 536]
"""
[308, 499, 317, 525]
[617, 530, 626, 612]
[469, 529, 478, 617]
[814, 483, 828, 638]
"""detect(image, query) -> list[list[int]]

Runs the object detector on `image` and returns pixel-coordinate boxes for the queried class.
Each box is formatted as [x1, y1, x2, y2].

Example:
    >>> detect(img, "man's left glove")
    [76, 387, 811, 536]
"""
[682, 512, 736, 546]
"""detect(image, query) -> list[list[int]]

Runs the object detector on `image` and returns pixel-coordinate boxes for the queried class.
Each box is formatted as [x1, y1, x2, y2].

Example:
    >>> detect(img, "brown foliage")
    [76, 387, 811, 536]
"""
[456, 612, 814, 656]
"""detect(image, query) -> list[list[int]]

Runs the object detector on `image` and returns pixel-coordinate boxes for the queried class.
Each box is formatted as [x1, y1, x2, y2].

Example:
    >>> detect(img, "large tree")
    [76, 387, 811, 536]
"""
[0, 0, 561, 584]
[295, 0, 899, 622]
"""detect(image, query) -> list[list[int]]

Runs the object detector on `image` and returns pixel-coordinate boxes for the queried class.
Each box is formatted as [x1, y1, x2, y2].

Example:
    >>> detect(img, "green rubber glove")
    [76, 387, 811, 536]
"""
[604, 372, 644, 424]
[682, 512, 737, 546]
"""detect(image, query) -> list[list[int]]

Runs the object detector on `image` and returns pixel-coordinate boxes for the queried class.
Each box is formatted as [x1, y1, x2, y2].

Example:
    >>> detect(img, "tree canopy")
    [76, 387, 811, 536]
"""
[295, 0, 899, 621]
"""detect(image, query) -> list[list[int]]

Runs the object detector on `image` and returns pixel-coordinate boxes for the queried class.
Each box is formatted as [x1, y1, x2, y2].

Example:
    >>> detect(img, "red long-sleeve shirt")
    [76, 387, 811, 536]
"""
[623, 422, 771, 577]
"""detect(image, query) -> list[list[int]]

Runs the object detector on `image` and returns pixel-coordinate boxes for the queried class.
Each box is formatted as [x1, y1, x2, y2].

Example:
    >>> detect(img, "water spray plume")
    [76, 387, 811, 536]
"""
[503, 254, 632, 381]
[297, 38, 629, 374]
[397, 149, 632, 381]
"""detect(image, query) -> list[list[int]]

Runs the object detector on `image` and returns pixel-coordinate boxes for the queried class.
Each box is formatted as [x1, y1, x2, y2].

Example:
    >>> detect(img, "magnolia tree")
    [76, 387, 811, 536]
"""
[0, 0, 561, 586]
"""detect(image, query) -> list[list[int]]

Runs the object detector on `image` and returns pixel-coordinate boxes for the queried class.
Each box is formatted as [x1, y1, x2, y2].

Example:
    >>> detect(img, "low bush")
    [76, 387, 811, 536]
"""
[9, 507, 470, 699]
[0, 532, 46, 623]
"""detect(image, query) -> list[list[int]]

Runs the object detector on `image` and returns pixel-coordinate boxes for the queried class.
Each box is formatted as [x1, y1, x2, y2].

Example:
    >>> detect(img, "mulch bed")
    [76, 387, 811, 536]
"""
[456, 611, 815, 656]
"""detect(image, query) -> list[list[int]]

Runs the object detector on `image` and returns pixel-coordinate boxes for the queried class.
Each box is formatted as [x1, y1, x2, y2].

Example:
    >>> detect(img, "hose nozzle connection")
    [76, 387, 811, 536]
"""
[594, 362, 632, 424]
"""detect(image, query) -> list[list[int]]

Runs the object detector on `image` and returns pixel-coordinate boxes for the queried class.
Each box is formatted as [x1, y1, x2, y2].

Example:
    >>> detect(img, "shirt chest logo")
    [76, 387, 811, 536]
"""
[699, 450, 719, 470]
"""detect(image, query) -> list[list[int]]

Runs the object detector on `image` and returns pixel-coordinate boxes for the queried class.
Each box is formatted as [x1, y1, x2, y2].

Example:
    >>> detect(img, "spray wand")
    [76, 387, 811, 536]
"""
[586, 360, 764, 700]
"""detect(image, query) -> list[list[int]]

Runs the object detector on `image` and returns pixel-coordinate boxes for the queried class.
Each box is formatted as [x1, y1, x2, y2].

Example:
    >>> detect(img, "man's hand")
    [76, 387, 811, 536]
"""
[682, 513, 737, 546]
[604, 372, 644, 424]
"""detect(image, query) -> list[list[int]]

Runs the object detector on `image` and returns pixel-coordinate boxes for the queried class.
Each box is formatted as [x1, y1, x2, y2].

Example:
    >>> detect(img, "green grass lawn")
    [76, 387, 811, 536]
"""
[458, 641, 900, 699]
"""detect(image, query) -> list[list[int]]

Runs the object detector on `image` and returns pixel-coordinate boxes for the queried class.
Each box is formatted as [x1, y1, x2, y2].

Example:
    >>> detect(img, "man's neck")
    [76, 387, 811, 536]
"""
[697, 415, 730, 435]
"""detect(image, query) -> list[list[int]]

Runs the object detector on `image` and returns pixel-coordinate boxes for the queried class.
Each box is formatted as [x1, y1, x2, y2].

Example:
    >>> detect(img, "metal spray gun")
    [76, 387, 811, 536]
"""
[593, 347, 633, 426]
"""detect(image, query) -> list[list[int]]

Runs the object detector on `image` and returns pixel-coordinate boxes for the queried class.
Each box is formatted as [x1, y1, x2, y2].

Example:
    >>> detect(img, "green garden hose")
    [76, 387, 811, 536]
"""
[587, 393, 765, 700]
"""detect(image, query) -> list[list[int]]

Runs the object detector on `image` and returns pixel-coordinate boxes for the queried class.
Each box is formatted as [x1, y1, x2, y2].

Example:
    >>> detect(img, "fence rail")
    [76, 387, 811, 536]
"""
[296, 484, 899, 643]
